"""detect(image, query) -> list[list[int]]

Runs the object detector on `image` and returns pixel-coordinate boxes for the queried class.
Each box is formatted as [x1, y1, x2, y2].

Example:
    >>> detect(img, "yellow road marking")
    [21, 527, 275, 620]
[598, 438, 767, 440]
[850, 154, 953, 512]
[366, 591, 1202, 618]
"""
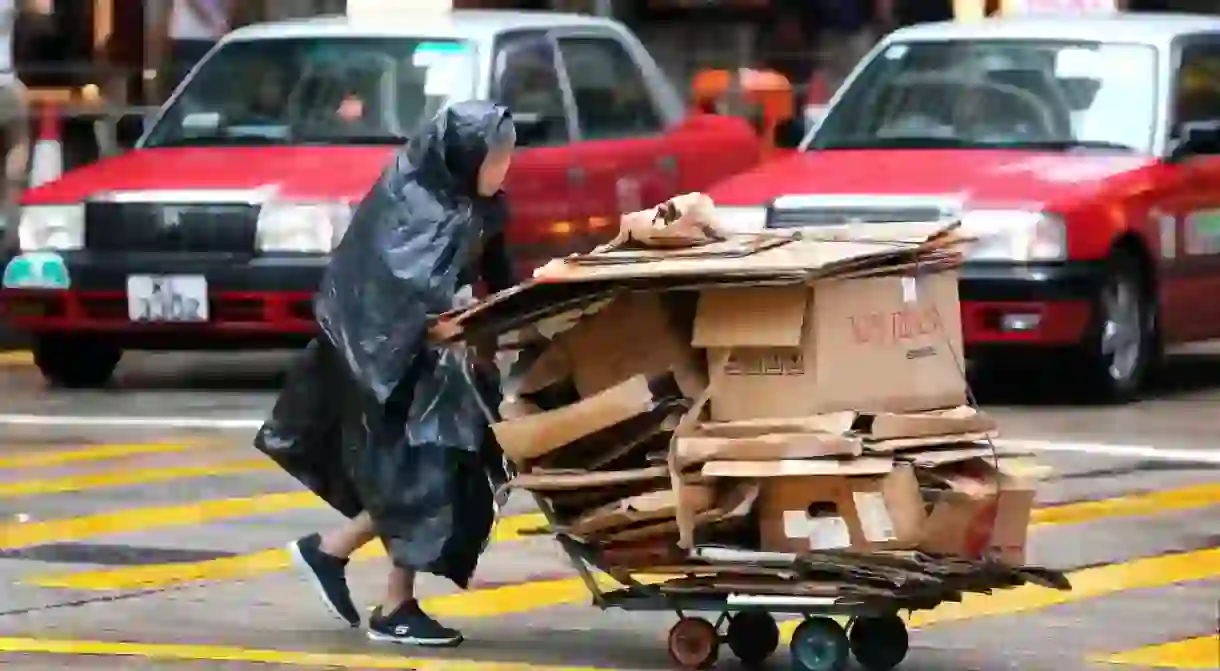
[1029, 482, 1220, 527]
[0, 441, 205, 469]
[0, 459, 275, 498]
[0, 491, 323, 550]
[25, 481, 1218, 592]
[0, 350, 32, 366]
[1096, 635, 1220, 669]
[779, 547, 1220, 642]
[26, 512, 547, 590]
[0, 637, 611, 671]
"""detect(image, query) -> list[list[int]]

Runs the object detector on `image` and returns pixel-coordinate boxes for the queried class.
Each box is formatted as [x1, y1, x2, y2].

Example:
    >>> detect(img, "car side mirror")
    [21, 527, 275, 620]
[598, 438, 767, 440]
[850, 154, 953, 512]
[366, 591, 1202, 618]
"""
[513, 111, 561, 148]
[773, 116, 806, 150]
[116, 113, 149, 149]
[1168, 120, 1220, 163]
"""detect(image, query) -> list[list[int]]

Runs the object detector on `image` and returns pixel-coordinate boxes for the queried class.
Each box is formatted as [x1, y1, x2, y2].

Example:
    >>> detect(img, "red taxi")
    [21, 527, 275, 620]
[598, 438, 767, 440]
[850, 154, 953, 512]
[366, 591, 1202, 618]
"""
[708, 14, 1220, 401]
[0, 11, 761, 387]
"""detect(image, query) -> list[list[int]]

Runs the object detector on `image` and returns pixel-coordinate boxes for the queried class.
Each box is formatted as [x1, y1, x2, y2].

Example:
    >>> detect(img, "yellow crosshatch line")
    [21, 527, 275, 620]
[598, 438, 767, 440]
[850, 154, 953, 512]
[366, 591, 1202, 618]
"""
[22, 482, 1220, 595]
[0, 459, 277, 498]
[25, 511, 547, 591]
[0, 350, 32, 366]
[3, 551, 1219, 669]
[1095, 635, 1220, 669]
[0, 441, 206, 469]
[0, 637, 614, 671]
[0, 491, 323, 550]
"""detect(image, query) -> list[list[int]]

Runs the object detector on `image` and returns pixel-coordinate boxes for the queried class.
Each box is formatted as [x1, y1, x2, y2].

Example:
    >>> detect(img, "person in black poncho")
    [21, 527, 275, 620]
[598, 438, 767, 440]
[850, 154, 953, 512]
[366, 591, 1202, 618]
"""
[253, 101, 517, 647]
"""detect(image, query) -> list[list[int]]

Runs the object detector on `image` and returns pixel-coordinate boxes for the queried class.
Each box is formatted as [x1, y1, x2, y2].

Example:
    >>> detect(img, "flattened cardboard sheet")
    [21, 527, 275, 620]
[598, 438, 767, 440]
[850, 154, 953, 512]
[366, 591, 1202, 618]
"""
[865, 431, 999, 454]
[702, 457, 894, 478]
[492, 375, 657, 464]
[510, 466, 669, 492]
[676, 433, 862, 467]
[864, 405, 997, 441]
[570, 485, 716, 537]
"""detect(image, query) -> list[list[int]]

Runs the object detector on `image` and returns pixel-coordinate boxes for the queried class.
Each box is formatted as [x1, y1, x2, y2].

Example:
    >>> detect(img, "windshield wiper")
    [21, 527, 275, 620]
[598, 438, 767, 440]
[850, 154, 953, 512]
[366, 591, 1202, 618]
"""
[297, 133, 410, 146]
[1003, 139, 1136, 152]
[816, 136, 983, 150]
[144, 135, 285, 148]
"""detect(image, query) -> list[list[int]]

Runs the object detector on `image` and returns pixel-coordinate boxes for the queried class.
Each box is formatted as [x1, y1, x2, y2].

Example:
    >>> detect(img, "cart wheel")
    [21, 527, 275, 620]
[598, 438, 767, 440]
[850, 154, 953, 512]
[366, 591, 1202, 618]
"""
[848, 615, 909, 671]
[667, 616, 719, 670]
[726, 608, 779, 666]
[790, 617, 849, 671]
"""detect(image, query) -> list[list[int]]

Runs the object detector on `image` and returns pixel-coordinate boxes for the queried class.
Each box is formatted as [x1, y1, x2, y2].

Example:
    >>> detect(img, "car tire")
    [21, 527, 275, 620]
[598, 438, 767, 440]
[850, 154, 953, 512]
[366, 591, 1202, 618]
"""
[1077, 250, 1156, 403]
[32, 336, 122, 388]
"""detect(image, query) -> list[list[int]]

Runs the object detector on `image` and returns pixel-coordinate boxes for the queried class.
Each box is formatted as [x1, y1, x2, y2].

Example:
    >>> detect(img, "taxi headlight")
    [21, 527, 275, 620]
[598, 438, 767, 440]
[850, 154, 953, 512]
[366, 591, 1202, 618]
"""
[18, 205, 84, 251]
[960, 210, 1067, 262]
[714, 205, 768, 234]
[255, 202, 353, 253]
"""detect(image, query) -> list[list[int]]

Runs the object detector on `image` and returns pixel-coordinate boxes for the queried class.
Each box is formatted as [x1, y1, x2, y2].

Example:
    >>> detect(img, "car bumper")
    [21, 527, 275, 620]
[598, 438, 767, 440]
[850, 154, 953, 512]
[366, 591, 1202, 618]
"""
[959, 261, 1104, 349]
[0, 251, 326, 348]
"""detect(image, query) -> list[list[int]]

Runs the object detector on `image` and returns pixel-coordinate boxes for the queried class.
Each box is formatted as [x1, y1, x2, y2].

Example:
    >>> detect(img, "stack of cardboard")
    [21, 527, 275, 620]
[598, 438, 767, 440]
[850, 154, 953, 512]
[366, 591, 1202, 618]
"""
[449, 219, 1067, 604]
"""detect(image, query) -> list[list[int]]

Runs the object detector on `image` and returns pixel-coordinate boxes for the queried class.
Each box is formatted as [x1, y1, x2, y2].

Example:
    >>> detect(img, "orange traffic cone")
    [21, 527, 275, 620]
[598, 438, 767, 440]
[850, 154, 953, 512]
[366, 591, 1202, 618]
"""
[28, 103, 63, 188]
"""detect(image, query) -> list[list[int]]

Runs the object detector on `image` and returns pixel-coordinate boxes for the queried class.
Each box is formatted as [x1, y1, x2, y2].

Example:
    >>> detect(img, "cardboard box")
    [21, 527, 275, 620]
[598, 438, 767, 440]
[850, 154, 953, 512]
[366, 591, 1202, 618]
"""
[521, 292, 706, 400]
[918, 459, 1037, 566]
[746, 462, 927, 554]
[692, 271, 967, 420]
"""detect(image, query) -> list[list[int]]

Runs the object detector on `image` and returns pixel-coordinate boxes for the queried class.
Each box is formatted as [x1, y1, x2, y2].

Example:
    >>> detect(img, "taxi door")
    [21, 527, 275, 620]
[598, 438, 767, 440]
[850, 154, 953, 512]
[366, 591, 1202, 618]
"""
[491, 30, 582, 272]
[552, 33, 681, 247]
[1160, 36, 1220, 341]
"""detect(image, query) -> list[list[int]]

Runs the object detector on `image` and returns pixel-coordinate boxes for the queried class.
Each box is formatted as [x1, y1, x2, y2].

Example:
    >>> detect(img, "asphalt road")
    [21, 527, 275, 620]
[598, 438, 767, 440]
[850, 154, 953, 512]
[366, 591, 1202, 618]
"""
[0, 348, 1217, 671]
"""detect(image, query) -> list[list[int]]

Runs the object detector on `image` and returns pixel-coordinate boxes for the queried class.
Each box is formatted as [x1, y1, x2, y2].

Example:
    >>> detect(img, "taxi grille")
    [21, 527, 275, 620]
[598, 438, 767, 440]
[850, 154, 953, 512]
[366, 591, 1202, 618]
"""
[769, 205, 949, 228]
[84, 202, 260, 253]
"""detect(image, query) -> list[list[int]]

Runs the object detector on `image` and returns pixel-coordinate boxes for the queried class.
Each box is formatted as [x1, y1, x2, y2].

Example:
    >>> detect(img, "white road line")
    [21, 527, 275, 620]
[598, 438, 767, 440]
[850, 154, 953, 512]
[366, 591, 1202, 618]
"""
[0, 414, 264, 430]
[0, 414, 1217, 463]
[999, 439, 1220, 464]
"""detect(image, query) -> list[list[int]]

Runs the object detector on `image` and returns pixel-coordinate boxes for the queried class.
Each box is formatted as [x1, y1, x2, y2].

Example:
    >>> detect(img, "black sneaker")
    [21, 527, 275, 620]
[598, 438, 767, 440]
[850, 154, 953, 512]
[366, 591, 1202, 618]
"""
[286, 534, 360, 627]
[367, 601, 464, 647]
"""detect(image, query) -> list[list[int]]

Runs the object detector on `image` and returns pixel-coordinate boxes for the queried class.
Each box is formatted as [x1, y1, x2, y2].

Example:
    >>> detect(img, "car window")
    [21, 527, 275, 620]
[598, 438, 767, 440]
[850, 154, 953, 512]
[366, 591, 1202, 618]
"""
[143, 38, 475, 148]
[810, 40, 1158, 153]
[493, 34, 571, 147]
[1174, 41, 1220, 143]
[557, 36, 662, 140]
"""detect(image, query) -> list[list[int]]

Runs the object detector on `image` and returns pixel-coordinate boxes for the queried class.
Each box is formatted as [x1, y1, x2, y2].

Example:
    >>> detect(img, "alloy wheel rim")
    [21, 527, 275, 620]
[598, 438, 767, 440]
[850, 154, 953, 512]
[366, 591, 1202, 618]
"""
[1100, 278, 1142, 383]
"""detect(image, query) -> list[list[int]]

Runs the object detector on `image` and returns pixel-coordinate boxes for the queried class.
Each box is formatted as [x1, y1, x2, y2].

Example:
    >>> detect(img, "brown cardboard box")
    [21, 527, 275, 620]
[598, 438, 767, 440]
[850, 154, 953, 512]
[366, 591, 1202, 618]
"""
[918, 459, 1037, 566]
[523, 292, 706, 400]
[691, 271, 967, 420]
[747, 462, 927, 553]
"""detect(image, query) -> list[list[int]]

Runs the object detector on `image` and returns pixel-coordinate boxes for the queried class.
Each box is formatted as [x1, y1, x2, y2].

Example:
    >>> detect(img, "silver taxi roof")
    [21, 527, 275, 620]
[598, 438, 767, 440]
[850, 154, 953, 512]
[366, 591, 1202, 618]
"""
[224, 10, 614, 43]
[889, 12, 1220, 48]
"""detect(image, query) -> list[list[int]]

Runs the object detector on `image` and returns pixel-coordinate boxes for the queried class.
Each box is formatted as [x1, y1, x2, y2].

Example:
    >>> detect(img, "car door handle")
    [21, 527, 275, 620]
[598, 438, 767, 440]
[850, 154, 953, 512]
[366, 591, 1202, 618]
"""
[567, 166, 586, 184]
[656, 155, 678, 174]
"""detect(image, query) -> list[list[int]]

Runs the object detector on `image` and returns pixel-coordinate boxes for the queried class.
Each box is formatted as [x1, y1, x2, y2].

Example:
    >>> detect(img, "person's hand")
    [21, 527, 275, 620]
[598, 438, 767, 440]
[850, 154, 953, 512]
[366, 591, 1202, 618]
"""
[427, 318, 462, 344]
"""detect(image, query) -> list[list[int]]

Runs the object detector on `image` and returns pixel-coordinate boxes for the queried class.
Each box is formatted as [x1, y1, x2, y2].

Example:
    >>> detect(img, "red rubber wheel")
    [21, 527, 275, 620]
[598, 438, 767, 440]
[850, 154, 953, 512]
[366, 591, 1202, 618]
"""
[667, 616, 720, 669]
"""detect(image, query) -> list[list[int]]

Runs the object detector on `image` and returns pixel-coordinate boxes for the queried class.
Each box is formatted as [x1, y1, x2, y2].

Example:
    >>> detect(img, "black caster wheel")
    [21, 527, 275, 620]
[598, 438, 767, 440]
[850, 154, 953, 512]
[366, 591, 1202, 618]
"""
[667, 616, 719, 670]
[849, 615, 909, 671]
[790, 617, 849, 671]
[725, 608, 779, 666]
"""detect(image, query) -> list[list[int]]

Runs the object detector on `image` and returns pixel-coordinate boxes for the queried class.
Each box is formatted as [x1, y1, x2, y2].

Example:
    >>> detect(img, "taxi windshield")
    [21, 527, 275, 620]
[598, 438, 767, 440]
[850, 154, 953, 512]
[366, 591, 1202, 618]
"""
[142, 37, 476, 148]
[809, 40, 1158, 154]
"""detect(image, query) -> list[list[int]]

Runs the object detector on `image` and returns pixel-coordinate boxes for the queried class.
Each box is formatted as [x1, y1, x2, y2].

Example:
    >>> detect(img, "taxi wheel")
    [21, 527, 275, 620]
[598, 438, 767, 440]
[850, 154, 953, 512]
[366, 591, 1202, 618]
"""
[1080, 250, 1155, 403]
[32, 336, 122, 388]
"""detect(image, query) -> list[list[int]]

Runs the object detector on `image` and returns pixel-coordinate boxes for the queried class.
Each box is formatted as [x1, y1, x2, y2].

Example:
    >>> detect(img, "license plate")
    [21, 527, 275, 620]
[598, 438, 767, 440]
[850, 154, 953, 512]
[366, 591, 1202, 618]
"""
[126, 275, 209, 322]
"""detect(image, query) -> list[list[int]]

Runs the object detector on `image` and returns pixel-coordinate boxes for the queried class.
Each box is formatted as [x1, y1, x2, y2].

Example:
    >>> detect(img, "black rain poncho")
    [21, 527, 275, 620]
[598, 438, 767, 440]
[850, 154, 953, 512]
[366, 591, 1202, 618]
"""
[254, 101, 515, 587]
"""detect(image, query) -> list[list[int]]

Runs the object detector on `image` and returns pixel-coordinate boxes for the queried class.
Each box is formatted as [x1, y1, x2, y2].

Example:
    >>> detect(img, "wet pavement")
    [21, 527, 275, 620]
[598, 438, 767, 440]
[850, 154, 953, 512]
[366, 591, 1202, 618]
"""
[0, 348, 1217, 671]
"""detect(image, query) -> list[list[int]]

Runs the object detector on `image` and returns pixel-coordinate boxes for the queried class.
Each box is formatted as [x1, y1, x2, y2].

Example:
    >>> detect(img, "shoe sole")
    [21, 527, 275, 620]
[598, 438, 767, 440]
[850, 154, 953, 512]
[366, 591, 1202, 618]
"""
[286, 541, 359, 628]
[367, 629, 464, 647]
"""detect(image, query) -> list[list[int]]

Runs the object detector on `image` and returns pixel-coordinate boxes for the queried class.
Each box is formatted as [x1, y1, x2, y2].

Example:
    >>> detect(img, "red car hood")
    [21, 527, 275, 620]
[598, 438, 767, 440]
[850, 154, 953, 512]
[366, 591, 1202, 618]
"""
[709, 149, 1160, 207]
[23, 146, 397, 204]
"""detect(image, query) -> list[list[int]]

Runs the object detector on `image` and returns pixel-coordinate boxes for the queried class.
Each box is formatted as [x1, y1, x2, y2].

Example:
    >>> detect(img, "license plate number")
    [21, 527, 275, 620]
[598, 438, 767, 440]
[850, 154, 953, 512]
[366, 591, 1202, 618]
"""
[126, 275, 209, 322]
